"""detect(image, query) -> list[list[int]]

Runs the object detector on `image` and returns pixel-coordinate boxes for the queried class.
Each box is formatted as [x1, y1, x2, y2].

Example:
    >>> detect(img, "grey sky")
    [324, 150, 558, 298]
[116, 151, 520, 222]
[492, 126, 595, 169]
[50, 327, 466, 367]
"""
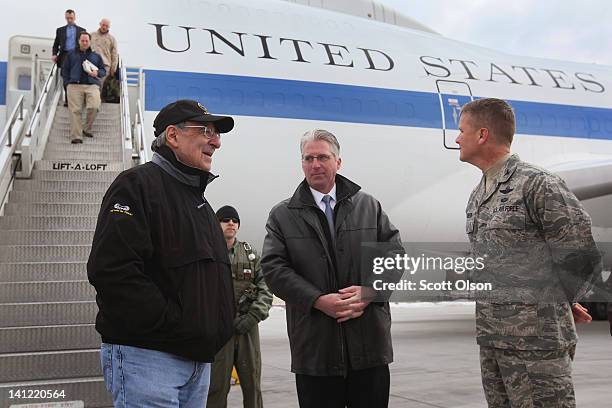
[377, 0, 612, 66]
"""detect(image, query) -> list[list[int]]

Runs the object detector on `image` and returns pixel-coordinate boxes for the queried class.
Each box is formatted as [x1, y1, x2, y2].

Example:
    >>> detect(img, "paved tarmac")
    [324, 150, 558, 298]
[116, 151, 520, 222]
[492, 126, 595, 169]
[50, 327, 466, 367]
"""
[227, 303, 612, 408]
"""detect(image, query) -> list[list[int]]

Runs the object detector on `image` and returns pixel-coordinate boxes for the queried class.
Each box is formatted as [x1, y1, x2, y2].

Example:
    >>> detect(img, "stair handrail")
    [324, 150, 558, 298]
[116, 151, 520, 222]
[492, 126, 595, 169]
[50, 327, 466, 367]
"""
[0, 95, 28, 214]
[133, 98, 150, 164]
[119, 58, 134, 170]
[19, 63, 62, 178]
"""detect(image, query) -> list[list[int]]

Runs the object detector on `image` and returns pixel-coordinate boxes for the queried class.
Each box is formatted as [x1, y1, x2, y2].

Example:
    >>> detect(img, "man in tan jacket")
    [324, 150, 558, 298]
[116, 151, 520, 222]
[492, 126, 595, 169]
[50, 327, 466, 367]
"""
[90, 18, 118, 82]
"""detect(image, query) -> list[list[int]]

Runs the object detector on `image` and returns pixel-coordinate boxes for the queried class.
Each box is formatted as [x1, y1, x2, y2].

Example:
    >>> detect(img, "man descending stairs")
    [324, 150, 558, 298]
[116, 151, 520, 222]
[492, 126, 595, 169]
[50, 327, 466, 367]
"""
[0, 102, 124, 407]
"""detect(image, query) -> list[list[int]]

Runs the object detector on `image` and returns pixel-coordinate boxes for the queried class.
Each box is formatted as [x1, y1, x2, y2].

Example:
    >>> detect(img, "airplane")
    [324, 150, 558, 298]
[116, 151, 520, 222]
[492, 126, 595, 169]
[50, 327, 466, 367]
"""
[0, 0, 611, 403]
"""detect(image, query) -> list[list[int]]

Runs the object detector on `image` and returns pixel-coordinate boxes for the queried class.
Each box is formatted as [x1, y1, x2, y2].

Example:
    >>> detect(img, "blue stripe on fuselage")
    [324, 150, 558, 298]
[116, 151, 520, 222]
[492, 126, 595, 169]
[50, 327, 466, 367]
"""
[144, 69, 612, 140]
[0, 61, 6, 106]
[2, 62, 608, 140]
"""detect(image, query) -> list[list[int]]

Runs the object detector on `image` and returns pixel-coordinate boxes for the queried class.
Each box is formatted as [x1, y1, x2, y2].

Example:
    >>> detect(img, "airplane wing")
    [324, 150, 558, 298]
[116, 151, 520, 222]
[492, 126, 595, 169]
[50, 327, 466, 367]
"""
[548, 158, 612, 201]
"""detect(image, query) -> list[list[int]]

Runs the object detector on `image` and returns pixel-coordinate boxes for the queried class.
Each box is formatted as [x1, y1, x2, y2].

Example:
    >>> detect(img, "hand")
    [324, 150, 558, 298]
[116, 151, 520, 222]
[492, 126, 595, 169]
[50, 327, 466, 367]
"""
[234, 314, 258, 334]
[89, 69, 99, 78]
[314, 293, 355, 320]
[110, 69, 116, 77]
[335, 286, 375, 323]
[52, 55, 57, 63]
[572, 303, 592, 324]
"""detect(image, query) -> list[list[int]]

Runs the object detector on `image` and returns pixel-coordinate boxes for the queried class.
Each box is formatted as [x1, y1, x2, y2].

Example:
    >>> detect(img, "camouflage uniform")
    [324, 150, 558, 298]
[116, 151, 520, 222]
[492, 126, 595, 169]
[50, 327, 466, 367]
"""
[465, 154, 601, 408]
[207, 240, 273, 408]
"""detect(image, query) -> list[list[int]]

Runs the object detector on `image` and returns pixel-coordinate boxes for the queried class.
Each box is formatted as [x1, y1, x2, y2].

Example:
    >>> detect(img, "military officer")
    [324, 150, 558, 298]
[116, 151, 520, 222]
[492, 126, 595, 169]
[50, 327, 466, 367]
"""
[207, 205, 273, 408]
[455, 98, 602, 408]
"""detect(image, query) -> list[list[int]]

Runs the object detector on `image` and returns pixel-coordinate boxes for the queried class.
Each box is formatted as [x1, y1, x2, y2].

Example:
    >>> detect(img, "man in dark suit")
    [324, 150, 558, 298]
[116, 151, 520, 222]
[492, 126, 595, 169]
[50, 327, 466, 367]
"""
[52, 9, 86, 105]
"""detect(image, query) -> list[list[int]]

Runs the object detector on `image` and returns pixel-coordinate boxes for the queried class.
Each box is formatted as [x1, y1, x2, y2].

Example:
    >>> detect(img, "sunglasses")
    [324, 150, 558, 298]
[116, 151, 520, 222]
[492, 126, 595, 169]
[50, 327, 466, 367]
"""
[220, 217, 239, 224]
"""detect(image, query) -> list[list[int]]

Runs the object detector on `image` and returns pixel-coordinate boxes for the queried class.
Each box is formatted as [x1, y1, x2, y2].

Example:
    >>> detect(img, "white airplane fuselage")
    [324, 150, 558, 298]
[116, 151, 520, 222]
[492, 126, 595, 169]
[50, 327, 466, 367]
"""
[1, 0, 611, 249]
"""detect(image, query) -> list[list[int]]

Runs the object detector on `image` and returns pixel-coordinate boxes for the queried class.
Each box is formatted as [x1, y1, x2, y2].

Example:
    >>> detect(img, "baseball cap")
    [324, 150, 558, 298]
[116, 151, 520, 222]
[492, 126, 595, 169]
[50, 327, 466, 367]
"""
[153, 99, 234, 136]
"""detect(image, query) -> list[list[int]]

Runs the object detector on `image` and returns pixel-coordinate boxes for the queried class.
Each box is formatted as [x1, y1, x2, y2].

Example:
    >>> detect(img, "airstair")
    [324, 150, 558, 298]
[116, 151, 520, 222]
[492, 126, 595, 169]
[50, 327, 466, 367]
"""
[0, 53, 148, 407]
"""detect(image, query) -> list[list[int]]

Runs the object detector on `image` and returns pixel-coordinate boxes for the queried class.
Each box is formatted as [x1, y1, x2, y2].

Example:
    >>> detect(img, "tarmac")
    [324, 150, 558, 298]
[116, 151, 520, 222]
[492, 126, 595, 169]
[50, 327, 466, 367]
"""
[228, 302, 612, 408]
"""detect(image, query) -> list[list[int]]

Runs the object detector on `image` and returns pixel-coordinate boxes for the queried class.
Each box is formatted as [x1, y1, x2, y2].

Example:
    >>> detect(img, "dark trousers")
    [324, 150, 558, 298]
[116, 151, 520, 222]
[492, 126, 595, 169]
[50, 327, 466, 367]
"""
[295, 365, 390, 408]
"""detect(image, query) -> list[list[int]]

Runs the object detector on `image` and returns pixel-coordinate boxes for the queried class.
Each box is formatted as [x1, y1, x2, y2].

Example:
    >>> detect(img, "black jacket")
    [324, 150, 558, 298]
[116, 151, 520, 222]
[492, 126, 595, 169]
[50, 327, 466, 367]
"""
[261, 174, 403, 376]
[87, 146, 235, 362]
[52, 24, 86, 67]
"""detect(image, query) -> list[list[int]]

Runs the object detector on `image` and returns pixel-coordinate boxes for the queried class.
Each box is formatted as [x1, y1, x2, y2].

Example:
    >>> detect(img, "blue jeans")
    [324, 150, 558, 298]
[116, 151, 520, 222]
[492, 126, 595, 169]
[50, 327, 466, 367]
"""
[100, 343, 211, 407]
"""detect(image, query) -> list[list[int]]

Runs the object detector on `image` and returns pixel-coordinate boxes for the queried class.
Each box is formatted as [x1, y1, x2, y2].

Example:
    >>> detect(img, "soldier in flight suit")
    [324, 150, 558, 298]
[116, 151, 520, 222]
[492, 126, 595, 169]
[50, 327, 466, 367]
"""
[455, 98, 602, 408]
[207, 205, 273, 408]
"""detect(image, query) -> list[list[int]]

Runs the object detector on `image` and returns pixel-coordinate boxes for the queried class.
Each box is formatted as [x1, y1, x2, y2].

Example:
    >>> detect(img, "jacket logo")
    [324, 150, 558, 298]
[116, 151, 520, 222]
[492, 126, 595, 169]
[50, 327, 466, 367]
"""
[110, 203, 133, 216]
[500, 187, 514, 194]
[500, 197, 509, 203]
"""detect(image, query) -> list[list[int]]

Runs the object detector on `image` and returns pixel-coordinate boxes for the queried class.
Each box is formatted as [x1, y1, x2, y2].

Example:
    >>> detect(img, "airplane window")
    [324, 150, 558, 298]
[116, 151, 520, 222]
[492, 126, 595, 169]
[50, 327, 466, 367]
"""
[267, 93, 284, 106]
[604, 120, 612, 133]
[400, 103, 414, 118]
[516, 113, 527, 127]
[230, 90, 244, 105]
[249, 91, 264, 106]
[329, 97, 342, 112]
[532, 113, 543, 128]
[347, 98, 362, 113]
[18, 74, 31, 90]
[289, 94, 304, 109]
[365, 100, 380, 114]
[559, 117, 571, 129]
[382, 101, 397, 116]
[309, 95, 324, 109]
[571, 116, 587, 131]
[588, 118, 600, 133]
[543, 115, 557, 130]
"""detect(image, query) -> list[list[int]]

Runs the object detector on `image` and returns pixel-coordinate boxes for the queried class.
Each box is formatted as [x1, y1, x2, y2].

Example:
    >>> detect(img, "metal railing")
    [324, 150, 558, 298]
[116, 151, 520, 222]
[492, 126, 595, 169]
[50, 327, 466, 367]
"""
[1, 96, 25, 148]
[130, 67, 149, 164]
[119, 59, 134, 169]
[0, 95, 28, 214]
[19, 63, 62, 178]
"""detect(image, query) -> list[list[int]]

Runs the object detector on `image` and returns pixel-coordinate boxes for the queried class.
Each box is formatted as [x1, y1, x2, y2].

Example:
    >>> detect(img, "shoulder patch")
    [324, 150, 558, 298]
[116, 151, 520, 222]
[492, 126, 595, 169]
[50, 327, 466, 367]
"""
[110, 203, 133, 216]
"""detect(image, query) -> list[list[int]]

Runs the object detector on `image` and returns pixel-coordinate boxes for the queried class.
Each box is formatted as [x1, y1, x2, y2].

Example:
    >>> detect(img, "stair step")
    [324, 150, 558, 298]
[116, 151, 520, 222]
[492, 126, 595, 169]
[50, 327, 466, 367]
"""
[0, 260, 88, 281]
[0, 230, 94, 246]
[43, 151, 124, 161]
[8, 190, 105, 203]
[4, 203, 102, 216]
[0, 349, 101, 383]
[13, 180, 111, 192]
[45, 144, 123, 154]
[48, 136, 124, 146]
[31, 170, 121, 182]
[0, 281, 95, 302]
[0, 324, 99, 353]
[35, 160, 124, 172]
[0, 377, 111, 407]
[0, 246, 92, 262]
[0, 301, 96, 327]
[0, 216, 97, 230]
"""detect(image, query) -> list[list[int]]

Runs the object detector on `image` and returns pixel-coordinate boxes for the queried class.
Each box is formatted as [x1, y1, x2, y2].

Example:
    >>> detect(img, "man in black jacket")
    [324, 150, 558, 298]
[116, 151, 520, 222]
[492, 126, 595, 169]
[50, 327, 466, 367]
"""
[88, 99, 236, 407]
[261, 129, 403, 408]
[52, 9, 86, 105]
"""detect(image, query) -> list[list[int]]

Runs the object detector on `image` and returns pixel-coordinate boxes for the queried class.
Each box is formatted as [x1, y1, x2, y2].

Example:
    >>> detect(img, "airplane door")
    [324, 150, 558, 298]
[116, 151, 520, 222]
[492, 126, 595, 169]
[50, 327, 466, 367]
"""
[436, 80, 474, 149]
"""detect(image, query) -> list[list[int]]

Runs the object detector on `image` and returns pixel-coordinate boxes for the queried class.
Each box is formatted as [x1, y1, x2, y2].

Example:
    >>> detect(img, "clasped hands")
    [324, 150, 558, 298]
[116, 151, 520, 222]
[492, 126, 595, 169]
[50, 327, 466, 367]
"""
[314, 285, 375, 323]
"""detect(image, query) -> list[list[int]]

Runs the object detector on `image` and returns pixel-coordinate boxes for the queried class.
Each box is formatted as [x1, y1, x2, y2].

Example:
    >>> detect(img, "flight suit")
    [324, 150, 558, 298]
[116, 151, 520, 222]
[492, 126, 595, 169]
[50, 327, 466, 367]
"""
[465, 154, 601, 408]
[207, 240, 273, 408]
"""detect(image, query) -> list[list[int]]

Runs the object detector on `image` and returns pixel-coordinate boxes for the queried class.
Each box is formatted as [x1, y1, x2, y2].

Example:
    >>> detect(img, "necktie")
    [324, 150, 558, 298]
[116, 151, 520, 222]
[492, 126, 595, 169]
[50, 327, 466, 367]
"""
[322, 195, 335, 241]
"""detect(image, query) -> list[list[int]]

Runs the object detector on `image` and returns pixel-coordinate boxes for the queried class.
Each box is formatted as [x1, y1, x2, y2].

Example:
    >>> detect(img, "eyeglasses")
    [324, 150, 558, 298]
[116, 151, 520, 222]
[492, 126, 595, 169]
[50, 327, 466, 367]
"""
[180, 125, 221, 139]
[302, 154, 333, 163]
[220, 217, 239, 224]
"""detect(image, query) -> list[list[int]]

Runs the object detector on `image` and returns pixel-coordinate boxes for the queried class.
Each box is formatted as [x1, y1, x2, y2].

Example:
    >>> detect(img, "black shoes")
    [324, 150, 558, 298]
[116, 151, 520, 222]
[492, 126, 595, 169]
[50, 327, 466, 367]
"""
[71, 138, 83, 144]
[82, 131, 94, 138]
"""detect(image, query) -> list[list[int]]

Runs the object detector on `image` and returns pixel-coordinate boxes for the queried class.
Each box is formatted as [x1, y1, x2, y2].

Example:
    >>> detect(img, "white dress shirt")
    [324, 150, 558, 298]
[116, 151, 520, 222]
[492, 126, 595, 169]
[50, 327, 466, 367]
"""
[309, 184, 337, 212]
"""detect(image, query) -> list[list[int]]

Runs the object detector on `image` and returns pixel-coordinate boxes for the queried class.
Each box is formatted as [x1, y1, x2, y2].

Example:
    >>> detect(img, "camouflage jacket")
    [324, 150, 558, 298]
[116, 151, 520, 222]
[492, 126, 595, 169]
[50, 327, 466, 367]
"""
[229, 240, 273, 322]
[466, 154, 601, 350]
